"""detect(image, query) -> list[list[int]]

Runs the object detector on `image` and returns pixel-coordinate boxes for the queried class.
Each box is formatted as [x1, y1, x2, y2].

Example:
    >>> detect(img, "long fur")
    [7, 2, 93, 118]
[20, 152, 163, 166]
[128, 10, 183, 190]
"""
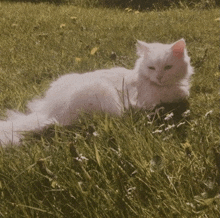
[0, 39, 193, 146]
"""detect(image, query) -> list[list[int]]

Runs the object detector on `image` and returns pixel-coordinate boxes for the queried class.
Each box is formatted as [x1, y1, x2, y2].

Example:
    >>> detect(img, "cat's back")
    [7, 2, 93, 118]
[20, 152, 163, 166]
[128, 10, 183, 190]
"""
[86, 67, 132, 79]
[55, 67, 133, 88]
[91, 67, 136, 89]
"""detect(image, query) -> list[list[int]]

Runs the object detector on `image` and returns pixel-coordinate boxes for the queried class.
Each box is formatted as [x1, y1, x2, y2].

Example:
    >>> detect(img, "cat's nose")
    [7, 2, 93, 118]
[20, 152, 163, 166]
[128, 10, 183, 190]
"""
[157, 75, 163, 81]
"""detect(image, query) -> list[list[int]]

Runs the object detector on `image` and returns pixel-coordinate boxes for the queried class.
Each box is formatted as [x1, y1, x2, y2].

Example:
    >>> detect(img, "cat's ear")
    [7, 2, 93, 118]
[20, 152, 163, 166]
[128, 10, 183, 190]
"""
[136, 40, 149, 56]
[172, 39, 186, 59]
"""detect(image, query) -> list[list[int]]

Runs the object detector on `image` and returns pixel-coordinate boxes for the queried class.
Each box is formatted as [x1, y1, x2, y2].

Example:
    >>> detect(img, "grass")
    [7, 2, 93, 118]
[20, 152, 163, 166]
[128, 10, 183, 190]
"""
[0, 1, 219, 217]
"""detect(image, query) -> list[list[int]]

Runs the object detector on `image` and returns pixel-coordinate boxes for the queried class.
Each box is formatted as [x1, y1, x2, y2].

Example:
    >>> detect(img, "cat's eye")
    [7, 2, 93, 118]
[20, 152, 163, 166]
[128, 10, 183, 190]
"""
[148, 66, 155, 70]
[164, 65, 173, 71]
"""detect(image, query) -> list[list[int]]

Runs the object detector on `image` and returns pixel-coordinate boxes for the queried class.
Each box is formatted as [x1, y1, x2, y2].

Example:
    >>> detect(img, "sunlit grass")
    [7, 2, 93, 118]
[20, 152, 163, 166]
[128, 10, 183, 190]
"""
[0, 2, 219, 217]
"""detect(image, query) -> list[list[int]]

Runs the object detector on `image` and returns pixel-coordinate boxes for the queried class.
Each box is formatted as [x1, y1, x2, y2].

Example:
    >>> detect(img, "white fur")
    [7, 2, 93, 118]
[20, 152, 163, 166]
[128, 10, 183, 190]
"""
[0, 39, 193, 146]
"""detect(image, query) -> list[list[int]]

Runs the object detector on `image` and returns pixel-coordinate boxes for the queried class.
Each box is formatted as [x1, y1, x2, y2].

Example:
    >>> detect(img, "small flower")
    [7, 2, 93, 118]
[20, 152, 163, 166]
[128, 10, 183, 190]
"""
[125, 8, 133, 12]
[75, 154, 89, 162]
[70, 16, 77, 20]
[186, 202, 196, 209]
[126, 186, 136, 200]
[152, 129, 163, 134]
[164, 112, 174, 121]
[204, 110, 213, 117]
[177, 122, 186, 128]
[93, 131, 99, 137]
[182, 110, 190, 118]
[165, 124, 175, 131]
[127, 187, 136, 194]
[60, 23, 66, 28]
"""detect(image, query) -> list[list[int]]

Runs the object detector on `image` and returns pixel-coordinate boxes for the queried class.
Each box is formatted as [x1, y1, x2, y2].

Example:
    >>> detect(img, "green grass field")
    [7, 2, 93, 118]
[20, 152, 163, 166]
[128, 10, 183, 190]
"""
[0, 1, 219, 217]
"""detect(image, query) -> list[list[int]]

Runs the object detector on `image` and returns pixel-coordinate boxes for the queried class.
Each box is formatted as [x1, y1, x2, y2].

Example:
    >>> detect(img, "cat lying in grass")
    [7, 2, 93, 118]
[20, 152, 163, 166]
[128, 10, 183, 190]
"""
[0, 39, 193, 146]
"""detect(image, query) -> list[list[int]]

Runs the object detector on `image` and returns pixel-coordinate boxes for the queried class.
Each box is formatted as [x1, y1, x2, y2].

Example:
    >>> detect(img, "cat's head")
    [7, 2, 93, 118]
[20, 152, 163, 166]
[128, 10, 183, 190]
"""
[136, 39, 192, 86]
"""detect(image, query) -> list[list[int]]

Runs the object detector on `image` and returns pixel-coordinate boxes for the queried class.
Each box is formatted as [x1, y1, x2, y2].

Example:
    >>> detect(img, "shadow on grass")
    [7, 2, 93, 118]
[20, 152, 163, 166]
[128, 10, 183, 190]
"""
[5, 0, 64, 4]
[5, 0, 220, 10]
[3, 0, 166, 9]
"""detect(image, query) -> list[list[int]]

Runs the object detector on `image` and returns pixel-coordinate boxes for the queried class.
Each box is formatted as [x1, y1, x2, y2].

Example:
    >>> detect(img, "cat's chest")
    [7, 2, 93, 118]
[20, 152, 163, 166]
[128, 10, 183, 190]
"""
[136, 81, 184, 109]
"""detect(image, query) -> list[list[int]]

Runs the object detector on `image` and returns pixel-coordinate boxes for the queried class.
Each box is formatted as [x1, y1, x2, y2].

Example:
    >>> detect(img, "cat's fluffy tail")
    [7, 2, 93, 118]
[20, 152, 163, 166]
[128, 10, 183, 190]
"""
[0, 111, 56, 146]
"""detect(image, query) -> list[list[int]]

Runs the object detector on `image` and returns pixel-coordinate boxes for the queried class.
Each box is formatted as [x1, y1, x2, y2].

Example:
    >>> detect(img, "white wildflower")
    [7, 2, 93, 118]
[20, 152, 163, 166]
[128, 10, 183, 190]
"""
[152, 129, 163, 134]
[186, 202, 196, 209]
[93, 131, 99, 137]
[127, 187, 136, 194]
[75, 154, 89, 162]
[204, 110, 213, 117]
[164, 112, 174, 121]
[165, 124, 175, 131]
[177, 122, 186, 128]
[182, 110, 190, 118]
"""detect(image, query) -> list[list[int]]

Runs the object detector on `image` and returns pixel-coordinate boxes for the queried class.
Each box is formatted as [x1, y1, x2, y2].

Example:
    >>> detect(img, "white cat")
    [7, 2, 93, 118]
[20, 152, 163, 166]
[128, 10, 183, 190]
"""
[0, 39, 193, 146]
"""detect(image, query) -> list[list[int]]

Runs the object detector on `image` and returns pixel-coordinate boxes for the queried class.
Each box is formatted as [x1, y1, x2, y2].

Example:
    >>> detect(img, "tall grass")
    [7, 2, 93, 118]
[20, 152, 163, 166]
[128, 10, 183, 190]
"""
[0, 2, 219, 217]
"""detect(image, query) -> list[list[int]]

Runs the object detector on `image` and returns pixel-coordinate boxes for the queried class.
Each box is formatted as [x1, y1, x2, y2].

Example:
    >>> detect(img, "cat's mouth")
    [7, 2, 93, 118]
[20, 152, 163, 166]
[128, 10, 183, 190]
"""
[151, 79, 173, 87]
[150, 79, 163, 86]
